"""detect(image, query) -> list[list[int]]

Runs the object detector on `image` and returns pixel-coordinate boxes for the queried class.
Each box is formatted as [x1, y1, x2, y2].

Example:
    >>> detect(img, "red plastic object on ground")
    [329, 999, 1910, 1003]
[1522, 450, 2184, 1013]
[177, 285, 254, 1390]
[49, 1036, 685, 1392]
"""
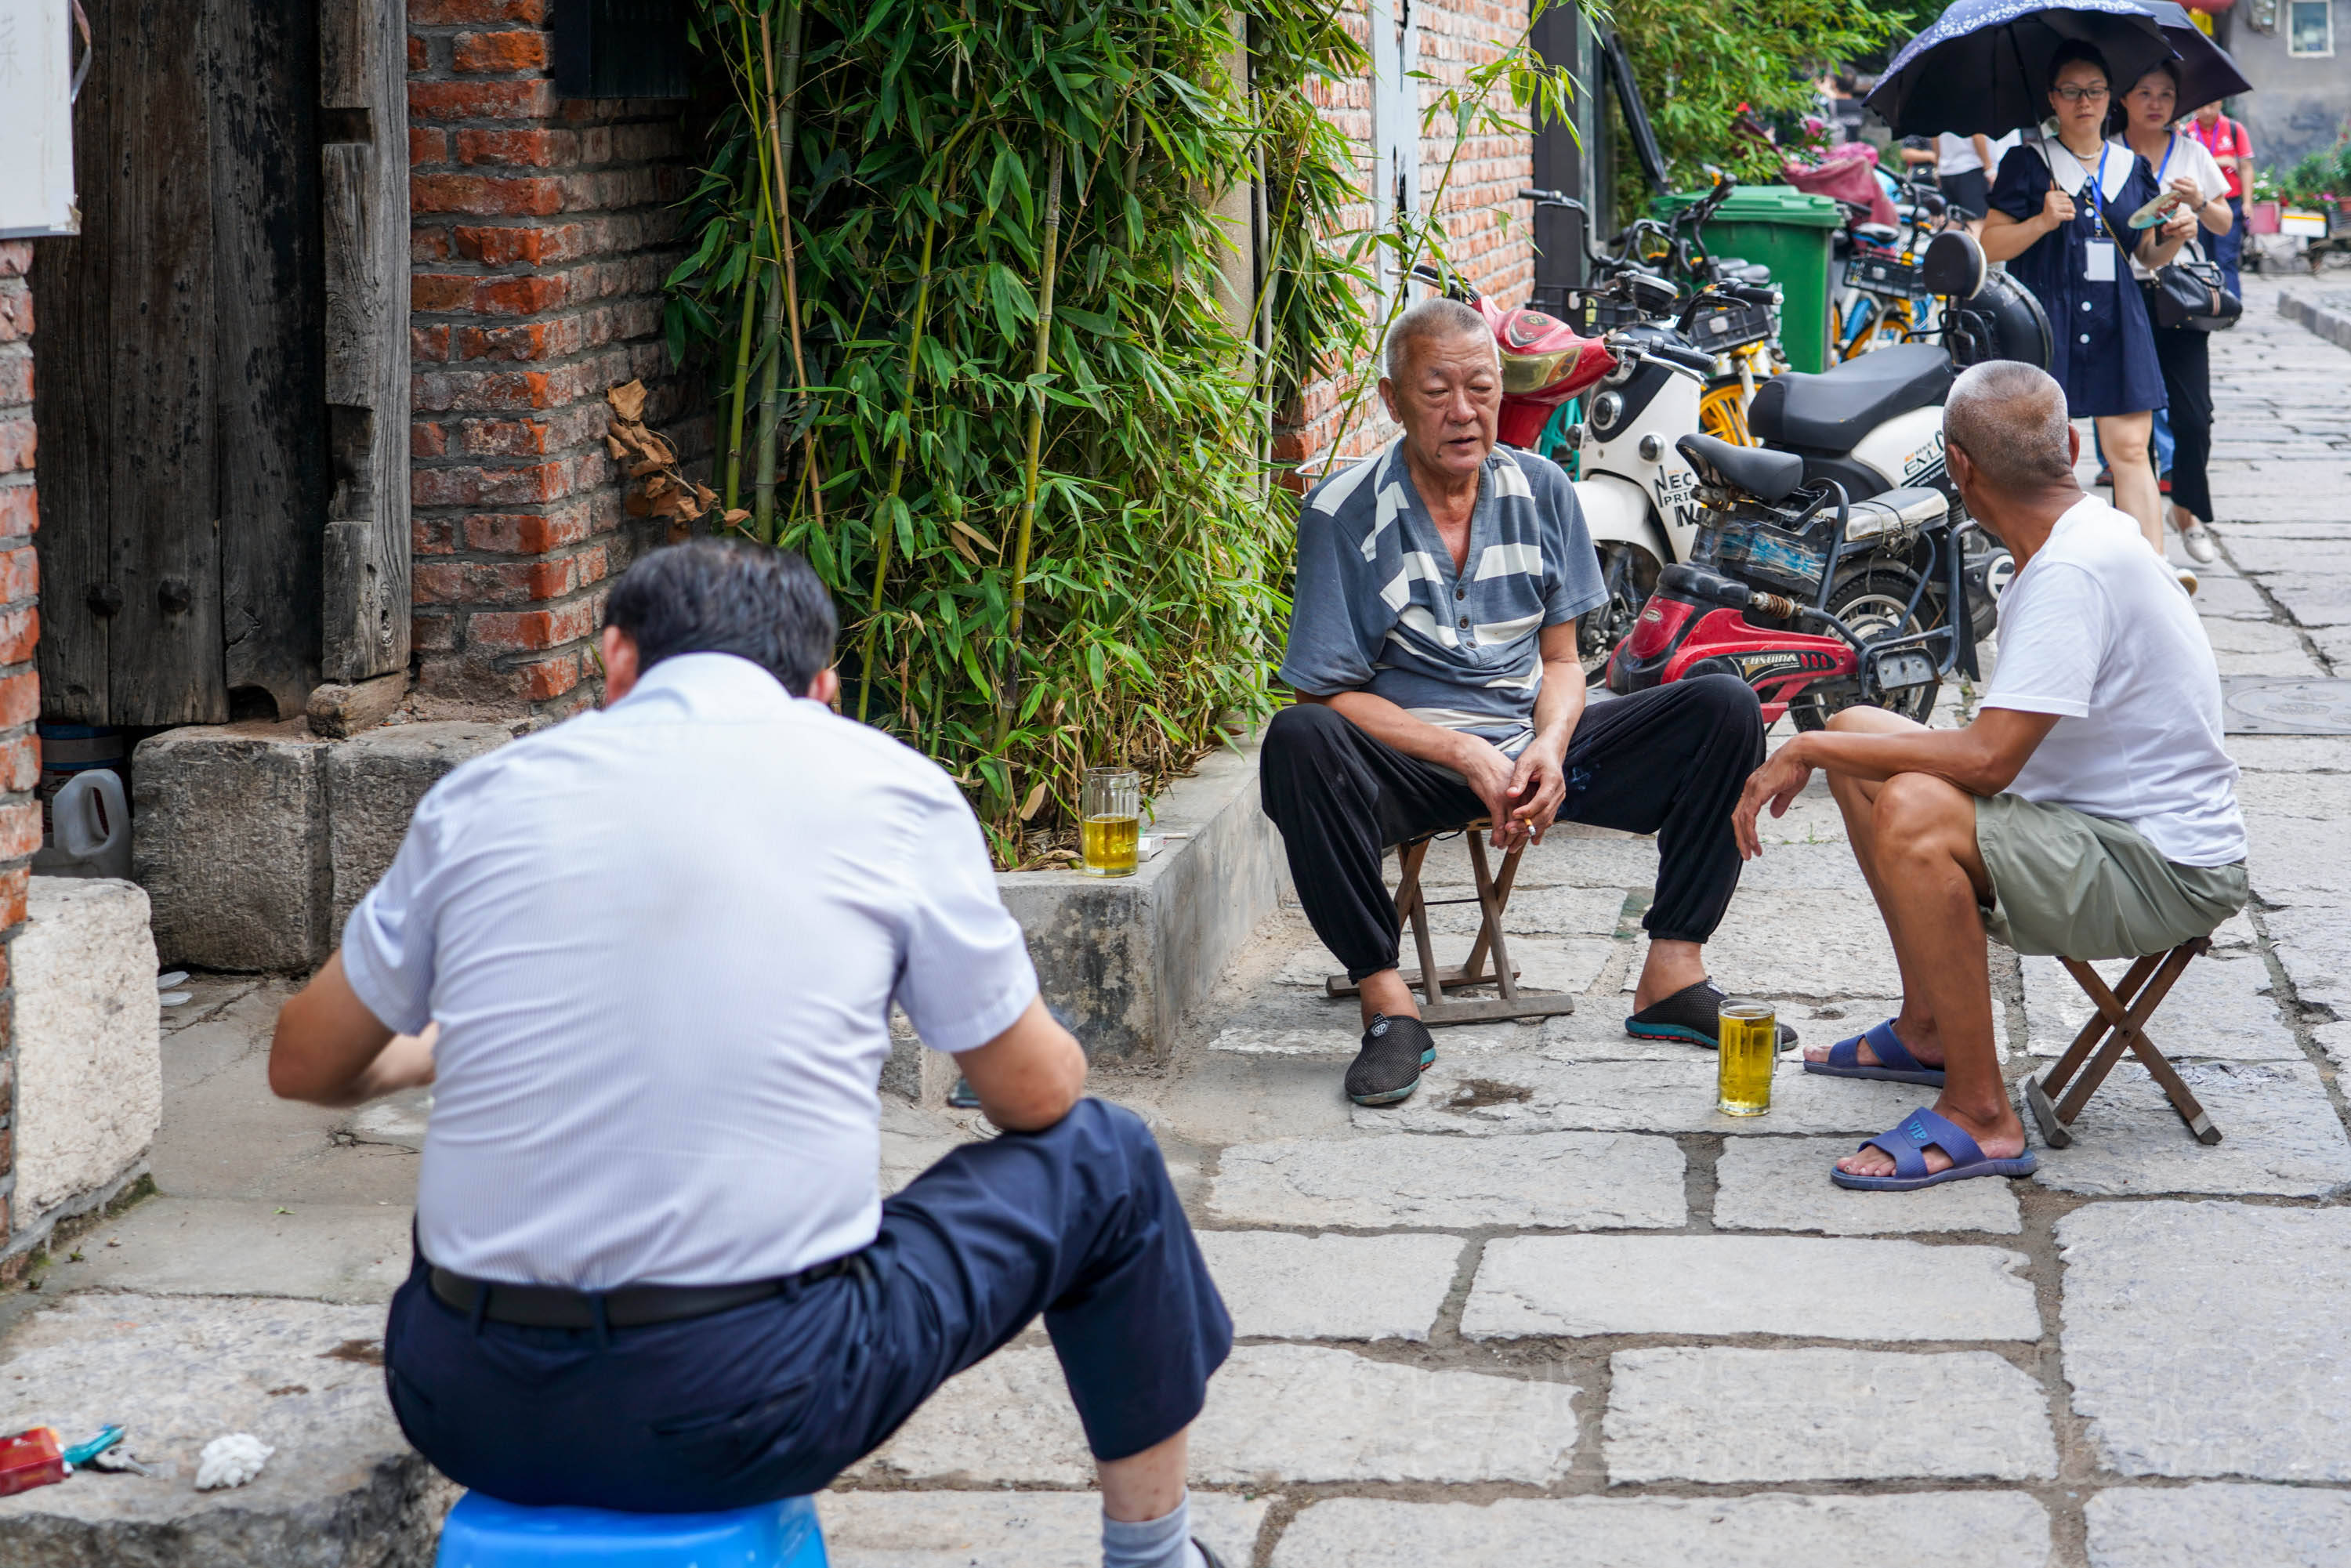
[0, 1426, 66, 1497]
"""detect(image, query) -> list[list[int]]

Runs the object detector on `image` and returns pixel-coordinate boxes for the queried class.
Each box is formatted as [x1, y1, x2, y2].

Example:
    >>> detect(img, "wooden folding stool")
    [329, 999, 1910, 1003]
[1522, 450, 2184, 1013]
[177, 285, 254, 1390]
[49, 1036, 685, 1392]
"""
[1323, 819, 1576, 1027]
[2024, 936, 2220, 1149]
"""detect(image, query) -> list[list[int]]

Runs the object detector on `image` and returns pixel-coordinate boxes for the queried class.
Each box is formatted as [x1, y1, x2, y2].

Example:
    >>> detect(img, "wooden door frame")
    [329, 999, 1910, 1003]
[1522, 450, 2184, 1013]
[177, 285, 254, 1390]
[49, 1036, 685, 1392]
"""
[319, 0, 411, 686]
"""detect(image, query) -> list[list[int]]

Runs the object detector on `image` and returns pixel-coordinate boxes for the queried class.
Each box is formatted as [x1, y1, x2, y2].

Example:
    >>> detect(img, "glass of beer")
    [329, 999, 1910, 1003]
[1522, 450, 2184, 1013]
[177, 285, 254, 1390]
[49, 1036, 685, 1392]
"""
[1717, 999, 1777, 1117]
[1081, 766, 1141, 878]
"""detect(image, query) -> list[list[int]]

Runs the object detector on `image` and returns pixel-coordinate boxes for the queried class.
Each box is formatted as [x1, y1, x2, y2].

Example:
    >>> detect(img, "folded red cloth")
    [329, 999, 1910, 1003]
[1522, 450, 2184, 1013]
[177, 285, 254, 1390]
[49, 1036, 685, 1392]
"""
[1784, 141, 1896, 227]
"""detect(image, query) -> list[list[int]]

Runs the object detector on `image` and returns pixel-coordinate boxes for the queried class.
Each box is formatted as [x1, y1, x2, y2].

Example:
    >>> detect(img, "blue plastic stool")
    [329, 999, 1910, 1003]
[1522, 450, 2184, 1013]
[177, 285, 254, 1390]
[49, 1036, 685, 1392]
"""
[434, 1491, 828, 1566]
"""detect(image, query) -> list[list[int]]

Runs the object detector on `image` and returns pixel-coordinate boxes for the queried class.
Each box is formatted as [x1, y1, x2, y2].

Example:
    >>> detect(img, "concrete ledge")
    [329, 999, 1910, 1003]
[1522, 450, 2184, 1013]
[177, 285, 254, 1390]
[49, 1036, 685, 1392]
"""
[11, 879, 161, 1242]
[134, 722, 513, 972]
[2279, 289, 2351, 352]
[994, 728, 1286, 1061]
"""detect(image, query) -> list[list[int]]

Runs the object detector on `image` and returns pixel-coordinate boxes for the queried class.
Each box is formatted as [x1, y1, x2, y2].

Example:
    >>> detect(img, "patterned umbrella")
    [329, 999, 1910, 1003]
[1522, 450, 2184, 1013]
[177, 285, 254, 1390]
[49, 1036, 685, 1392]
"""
[1864, 0, 2175, 137]
[2129, 1, 2254, 107]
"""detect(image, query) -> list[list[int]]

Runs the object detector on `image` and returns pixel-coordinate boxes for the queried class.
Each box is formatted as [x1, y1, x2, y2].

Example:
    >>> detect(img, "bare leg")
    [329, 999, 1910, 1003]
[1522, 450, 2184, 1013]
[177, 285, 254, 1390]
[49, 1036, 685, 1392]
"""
[2096, 411, 2162, 554]
[1826, 772, 2024, 1178]
[1807, 707, 1943, 1064]
[1357, 969, 1419, 1028]
[1633, 939, 1708, 1012]
[1099, 1426, 1189, 1523]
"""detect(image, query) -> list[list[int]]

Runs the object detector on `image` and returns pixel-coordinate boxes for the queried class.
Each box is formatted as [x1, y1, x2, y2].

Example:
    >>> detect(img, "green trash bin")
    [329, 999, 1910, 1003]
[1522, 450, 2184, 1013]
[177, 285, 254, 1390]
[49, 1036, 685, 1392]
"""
[1650, 186, 1843, 372]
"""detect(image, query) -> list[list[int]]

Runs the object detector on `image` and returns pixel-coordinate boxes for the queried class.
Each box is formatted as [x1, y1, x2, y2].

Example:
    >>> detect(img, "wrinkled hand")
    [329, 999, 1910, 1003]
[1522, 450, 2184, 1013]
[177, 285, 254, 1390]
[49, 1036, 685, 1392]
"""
[1732, 747, 1815, 860]
[1452, 737, 1541, 853]
[1497, 742, 1569, 852]
[2041, 186, 2078, 228]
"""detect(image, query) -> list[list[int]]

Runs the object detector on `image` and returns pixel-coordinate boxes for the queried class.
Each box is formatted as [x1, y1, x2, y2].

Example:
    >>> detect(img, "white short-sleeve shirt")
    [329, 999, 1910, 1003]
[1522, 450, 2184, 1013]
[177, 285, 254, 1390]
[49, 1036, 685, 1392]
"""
[341, 652, 1038, 1288]
[2115, 132, 2230, 281]
[1980, 498, 2245, 867]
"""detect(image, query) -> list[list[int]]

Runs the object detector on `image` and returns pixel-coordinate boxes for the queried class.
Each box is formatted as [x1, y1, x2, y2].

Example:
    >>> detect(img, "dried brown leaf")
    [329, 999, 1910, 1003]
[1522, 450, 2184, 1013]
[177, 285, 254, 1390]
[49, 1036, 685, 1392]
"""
[607, 380, 647, 423]
[1018, 780, 1049, 820]
[605, 435, 629, 460]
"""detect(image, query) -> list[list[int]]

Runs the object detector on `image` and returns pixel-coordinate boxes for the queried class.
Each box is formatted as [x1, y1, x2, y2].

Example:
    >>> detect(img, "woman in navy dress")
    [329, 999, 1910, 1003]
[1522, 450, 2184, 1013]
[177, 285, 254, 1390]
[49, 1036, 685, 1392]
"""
[1983, 41, 2201, 591]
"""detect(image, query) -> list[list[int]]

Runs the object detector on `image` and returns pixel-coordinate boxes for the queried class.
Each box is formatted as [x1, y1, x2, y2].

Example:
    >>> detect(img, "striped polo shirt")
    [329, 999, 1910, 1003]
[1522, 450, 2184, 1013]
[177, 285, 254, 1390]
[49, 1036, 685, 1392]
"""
[1280, 440, 1607, 755]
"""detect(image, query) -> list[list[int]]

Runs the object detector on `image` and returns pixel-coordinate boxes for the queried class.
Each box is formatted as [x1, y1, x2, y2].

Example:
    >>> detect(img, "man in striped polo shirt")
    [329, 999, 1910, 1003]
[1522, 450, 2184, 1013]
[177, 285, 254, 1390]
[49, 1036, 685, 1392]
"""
[1262, 299, 1779, 1106]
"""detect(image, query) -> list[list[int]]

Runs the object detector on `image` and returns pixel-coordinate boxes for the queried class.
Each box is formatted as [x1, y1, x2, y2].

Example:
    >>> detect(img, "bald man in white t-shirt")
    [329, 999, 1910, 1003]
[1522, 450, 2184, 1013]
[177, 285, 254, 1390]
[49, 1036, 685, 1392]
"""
[1732, 361, 2247, 1193]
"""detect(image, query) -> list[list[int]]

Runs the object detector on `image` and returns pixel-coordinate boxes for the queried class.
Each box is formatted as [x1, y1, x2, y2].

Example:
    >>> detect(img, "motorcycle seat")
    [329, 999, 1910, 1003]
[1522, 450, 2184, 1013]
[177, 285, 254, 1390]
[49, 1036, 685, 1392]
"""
[1852, 223, 1902, 248]
[1713, 259, 1773, 287]
[1748, 344, 1953, 454]
[1676, 433, 1806, 504]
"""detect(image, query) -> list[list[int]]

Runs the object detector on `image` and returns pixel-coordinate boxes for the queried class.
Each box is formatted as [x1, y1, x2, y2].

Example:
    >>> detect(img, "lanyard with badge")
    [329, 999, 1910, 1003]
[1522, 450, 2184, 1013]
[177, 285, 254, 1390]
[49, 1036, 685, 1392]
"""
[2078, 145, 2116, 284]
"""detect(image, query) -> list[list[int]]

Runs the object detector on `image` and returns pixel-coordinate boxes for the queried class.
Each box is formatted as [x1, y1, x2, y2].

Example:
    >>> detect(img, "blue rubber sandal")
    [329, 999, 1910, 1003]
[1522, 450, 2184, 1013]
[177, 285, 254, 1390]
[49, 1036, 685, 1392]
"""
[1830, 1106, 2037, 1191]
[1804, 1019, 1945, 1087]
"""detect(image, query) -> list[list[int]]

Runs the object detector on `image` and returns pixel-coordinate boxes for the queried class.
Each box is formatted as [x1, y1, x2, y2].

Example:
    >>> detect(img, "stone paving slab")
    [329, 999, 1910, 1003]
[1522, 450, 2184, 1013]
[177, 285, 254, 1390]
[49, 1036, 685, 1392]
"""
[0, 1294, 452, 1562]
[2083, 1483, 2351, 1568]
[2226, 734, 2351, 773]
[1604, 1346, 2056, 1483]
[2263, 903, 2351, 1012]
[2243, 817, 2351, 896]
[1462, 1235, 2040, 1341]
[1713, 1137, 2023, 1235]
[1209, 1132, 1686, 1230]
[2180, 571, 2277, 620]
[2222, 536, 2351, 574]
[1617, 890, 1897, 998]
[2262, 574, 2351, 627]
[1273, 935, 1613, 994]
[1418, 883, 1630, 936]
[817, 1490, 1270, 1567]
[1268, 1493, 2052, 1567]
[1353, 1056, 1936, 1139]
[1194, 1230, 1462, 1342]
[2017, 950, 2300, 1060]
[2201, 617, 2318, 658]
[2023, 1060, 2351, 1197]
[2233, 770, 2351, 817]
[2060, 1201, 2351, 1479]
[30, 1197, 414, 1304]
[858, 1344, 1581, 1487]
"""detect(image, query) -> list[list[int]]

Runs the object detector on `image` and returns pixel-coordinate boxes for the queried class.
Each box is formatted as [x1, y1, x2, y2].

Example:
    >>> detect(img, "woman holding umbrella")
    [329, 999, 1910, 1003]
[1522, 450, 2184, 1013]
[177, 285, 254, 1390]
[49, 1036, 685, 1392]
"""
[2116, 57, 2234, 568]
[1980, 41, 2201, 590]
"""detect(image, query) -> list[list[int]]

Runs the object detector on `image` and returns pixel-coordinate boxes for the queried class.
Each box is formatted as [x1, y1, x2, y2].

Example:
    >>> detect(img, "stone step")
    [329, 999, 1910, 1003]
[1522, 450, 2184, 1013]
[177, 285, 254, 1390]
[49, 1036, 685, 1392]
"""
[0, 1293, 451, 1565]
[1209, 1132, 1686, 1230]
[820, 1490, 1270, 1567]
[38, 1198, 413, 1304]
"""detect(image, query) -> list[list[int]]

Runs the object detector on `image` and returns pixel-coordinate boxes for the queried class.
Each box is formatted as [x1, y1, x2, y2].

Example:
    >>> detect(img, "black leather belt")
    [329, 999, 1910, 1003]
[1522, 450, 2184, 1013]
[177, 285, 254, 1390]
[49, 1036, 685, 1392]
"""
[428, 1254, 860, 1331]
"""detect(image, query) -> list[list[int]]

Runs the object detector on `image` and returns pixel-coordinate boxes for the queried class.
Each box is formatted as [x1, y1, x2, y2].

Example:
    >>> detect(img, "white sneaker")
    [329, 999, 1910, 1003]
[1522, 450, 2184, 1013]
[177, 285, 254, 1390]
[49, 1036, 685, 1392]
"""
[2174, 567, 2200, 596]
[2178, 521, 2219, 563]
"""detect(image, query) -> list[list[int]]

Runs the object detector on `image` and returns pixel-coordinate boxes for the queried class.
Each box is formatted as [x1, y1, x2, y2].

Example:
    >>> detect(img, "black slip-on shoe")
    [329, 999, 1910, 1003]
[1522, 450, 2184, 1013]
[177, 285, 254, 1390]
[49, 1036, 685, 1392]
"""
[1624, 979, 1800, 1050]
[1346, 1013, 1436, 1106]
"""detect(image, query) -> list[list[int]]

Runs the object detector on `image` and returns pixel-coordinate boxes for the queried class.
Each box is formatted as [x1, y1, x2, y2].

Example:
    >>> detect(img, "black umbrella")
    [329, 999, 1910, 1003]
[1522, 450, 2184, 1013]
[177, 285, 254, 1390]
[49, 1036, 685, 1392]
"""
[2127, 2, 2253, 107]
[1864, 0, 2175, 139]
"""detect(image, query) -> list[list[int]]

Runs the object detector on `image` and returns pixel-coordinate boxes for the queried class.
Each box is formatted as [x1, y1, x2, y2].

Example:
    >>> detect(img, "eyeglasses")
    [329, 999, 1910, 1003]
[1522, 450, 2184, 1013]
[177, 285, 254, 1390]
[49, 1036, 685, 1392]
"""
[2052, 85, 2110, 103]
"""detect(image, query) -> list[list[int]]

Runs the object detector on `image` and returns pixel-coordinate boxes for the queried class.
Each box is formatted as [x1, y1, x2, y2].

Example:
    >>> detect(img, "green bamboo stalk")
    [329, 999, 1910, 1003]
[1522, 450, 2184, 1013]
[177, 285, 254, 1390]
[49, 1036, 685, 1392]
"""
[763, 5, 824, 534]
[750, 263, 785, 541]
[996, 137, 1066, 750]
[857, 214, 941, 723]
[721, 223, 760, 513]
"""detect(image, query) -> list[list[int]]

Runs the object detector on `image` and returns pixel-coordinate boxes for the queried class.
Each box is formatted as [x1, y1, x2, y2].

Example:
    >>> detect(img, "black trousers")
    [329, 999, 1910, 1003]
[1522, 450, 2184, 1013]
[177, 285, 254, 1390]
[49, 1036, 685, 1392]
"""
[2146, 289, 2214, 524]
[1259, 675, 1763, 983]
[385, 1099, 1231, 1512]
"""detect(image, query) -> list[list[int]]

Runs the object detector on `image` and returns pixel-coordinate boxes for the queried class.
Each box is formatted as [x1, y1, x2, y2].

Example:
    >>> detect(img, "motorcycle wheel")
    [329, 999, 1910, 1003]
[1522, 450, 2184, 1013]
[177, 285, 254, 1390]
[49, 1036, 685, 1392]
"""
[1580, 541, 1660, 671]
[1787, 569, 1940, 731]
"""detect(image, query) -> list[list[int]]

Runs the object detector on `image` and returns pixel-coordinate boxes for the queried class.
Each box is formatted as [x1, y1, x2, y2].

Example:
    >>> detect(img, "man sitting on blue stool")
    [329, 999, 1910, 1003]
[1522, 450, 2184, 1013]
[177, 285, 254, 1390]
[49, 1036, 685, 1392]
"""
[269, 540, 1234, 1568]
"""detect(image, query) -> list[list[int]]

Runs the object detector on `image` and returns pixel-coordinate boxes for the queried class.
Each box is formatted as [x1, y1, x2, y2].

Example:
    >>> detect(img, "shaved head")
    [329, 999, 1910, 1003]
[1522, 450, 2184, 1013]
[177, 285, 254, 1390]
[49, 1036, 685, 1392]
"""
[1944, 360, 2074, 492]
[1384, 297, 1495, 383]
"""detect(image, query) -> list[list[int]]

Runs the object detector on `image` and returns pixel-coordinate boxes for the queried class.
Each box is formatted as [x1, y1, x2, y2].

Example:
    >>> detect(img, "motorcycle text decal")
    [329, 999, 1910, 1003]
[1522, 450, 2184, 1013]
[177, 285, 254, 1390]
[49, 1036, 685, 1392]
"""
[1901, 429, 1947, 486]
[1733, 651, 1838, 682]
[1651, 468, 1703, 529]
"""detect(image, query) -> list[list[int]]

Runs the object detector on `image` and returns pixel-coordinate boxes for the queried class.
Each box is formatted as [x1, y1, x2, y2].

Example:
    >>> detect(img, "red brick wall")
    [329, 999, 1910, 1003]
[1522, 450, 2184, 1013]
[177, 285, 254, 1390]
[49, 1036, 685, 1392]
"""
[0, 242, 45, 1247]
[1283, 0, 1537, 475]
[407, 1, 695, 718]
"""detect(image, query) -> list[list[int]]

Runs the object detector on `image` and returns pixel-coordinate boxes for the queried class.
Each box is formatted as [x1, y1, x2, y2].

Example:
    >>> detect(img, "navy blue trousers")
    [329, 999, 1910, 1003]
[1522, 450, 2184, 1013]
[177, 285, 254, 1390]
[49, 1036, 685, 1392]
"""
[383, 1098, 1231, 1512]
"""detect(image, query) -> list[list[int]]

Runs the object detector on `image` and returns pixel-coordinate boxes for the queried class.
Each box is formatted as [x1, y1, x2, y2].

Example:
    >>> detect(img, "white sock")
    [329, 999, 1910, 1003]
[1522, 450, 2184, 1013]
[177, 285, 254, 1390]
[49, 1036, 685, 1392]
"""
[1102, 1490, 1201, 1568]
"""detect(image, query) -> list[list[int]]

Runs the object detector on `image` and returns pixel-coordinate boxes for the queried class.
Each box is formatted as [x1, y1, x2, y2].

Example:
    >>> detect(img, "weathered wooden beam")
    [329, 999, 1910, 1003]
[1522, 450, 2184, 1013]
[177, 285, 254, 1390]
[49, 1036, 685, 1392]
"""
[317, 0, 410, 683]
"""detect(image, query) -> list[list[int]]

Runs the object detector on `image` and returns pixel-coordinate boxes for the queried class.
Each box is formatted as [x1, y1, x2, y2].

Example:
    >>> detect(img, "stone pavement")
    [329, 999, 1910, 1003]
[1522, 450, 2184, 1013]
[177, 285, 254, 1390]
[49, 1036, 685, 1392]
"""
[2, 277, 2348, 1566]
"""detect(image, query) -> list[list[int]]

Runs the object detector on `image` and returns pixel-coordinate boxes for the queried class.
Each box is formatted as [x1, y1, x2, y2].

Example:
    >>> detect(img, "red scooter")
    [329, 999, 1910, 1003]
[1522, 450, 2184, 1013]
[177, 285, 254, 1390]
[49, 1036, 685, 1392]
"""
[1606, 433, 1976, 728]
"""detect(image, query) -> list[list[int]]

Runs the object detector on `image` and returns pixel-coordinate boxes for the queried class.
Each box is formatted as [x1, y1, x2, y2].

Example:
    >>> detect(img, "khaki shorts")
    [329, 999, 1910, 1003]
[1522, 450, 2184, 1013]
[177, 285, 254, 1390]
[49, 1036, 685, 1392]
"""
[1973, 794, 2248, 960]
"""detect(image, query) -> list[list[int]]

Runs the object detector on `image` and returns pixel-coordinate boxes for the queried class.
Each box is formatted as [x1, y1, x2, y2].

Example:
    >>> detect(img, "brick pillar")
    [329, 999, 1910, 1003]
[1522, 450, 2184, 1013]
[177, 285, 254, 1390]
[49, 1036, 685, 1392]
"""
[0, 243, 45, 1251]
[407, 2, 693, 719]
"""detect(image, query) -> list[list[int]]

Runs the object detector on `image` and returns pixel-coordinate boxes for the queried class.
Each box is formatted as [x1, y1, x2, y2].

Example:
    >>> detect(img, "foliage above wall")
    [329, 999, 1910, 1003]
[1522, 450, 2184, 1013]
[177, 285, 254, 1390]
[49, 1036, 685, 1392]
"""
[668, 0, 1371, 860]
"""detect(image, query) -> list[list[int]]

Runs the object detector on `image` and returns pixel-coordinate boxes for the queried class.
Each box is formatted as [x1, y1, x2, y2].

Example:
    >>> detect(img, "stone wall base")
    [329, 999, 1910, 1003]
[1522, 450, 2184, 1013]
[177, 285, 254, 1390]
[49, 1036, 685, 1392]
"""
[132, 722, 514, 973]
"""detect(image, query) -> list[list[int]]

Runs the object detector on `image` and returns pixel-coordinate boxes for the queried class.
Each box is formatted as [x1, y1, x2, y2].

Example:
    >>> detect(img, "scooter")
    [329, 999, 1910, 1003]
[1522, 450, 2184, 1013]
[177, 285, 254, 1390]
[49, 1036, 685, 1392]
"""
[1605, 433, 1975, 728]
[1564, 231, 2043, 691]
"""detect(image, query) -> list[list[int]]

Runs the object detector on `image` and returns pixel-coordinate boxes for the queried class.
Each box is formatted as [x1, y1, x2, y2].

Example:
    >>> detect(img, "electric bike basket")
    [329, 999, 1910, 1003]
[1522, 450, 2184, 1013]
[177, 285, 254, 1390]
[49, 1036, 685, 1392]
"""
[1684, 297, 1775, 357]
[1842, 251, 1922, 299]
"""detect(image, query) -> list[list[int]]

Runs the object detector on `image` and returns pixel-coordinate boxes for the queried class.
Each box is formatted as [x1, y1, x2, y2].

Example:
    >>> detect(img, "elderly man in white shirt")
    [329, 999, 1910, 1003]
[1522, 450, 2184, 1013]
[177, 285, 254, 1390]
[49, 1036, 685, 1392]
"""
[270, 541, 1233, 1568]
[1732, 360, 2247, 1192]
